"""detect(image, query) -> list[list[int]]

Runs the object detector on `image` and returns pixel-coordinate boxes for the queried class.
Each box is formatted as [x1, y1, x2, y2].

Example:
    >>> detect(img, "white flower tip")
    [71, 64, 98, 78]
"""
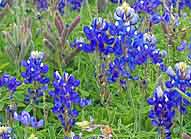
[166, 66, 176, 77]
[31, 51, 44, 59]
[156, 86, 163, 97]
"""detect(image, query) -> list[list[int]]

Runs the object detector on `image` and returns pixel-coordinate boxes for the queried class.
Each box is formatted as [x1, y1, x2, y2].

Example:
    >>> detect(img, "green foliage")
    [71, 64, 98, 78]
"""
[0, 0, 191, 138]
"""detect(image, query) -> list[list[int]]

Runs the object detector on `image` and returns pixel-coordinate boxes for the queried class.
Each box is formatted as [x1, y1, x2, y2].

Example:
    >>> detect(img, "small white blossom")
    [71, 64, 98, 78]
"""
[31, 51, 44, 59]
[156, 86, 163, 97]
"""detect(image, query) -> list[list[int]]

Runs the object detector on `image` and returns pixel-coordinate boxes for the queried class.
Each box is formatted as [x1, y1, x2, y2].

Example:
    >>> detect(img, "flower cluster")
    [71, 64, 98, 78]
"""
[57, 0, 65, 15]
[111, 0, 122, 4]
[165, 62, 191, 113]
[24, 86, 48, 104]
[165, 62, 191, 92]
[36, 0, 48, 11]
[64, 132, 82, 139]
[57, 0, 84, 15]
[0, 0, 7, 8]
[21, 51, 49, 104]
[106, 3, 166, 83]
[0, 74, 21, 97]
[148, 62, 191, 138]
[14, 111, 44, 128]
[114, 2, 139, 24]
[133, 0, 191, 25]
[71, 2, 166, 86]
[0, 126, 12, 139]
[21, 51, 49, 84]
[133, 0, 161, 15]
[67, 0, 84, 11]
[148, 86, 175, 139]
[49, 71, 91, 132]
[71, 2, 139, 54]
[176, 38, 191, 60]
[71, 17, 116, 54]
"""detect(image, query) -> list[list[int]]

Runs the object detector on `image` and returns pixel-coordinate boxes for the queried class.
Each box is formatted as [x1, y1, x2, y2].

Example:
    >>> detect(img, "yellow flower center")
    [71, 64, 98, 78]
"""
[179, 62, 187, 73]
[121, 2, 130, 13]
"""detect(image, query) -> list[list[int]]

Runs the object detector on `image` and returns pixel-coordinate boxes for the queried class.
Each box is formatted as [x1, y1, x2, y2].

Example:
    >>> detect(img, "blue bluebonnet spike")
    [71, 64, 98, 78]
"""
[0, 0, 7, 8]
[0, 74, 21, 95]
[0, 126, 12, 139]
[177, 40, 187, 51]
[49, 71, 91, 131]
[148, 86, 175, 139]
[37, 0, 48, 11]
[21, 51, 49, 105]
[14, 111, 44, 128]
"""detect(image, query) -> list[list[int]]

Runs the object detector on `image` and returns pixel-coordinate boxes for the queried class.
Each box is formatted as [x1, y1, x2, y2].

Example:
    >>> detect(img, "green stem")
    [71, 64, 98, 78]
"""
[56, 50, 63, 73]
[127, 81, 137, 132]
[179, 112, 183, 135]
[43, 91, 48, 127]
[174, 88, 191, 103]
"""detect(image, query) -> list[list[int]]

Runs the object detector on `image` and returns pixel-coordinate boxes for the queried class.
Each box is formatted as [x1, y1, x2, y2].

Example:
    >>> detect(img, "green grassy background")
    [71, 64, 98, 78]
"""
[0, 0, 191, 138]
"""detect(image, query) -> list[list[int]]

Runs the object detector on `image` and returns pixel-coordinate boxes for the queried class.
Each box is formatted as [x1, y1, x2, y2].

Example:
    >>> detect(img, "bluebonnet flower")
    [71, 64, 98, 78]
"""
[150, 13, 161, 24]
[148, 86, 175, 139]
[0, 126, 12, 139]
[67, 0, 84, 11]
[164, 62, 191, 114]
[175, 37, 191, 60]
[57, 0, 65, 15]
[36, 0, 48, 11]
[148, 62, 191, 138]
[114, 2, 139, 24]
[162, 10, 171, 24]
[57, 0, 84, 15]
[14, 111, 44, 128]
[21, 51, 49, 84]
[106, 57, 139, 83]
[133, 0, 191, 25]
[178, 0, 191, 9]
[0, 74, 21, 97]
[133, 0, 161, 15]
[72, 17, 116, 54]
[71, 2, 166, 87]
[165, 62, 191, 92]
[177, 40, 187, 51]
[24, 86, 48, 104]
[21, 51, 49, 104]
[106, 31, 166, 83]
[188, 43, 191, 60]
[70, 38, 87, 51]
[49, 71, 91, 132]
[71, 3, 139, 55]
[0, 0, 7, 8]
[0, 74, 21, 124]
[111, 0, 122, 4]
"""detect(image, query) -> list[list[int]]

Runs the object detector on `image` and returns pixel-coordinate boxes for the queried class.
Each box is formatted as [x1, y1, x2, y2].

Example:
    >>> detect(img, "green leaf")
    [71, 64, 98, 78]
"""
[48, 126, 56, 139]
[0, 102, 5, 111]
[0, 63, 9, 70]
[14, 92, 25, 102]
[79, 89, 90, 97]
[24, 104, 33, 112]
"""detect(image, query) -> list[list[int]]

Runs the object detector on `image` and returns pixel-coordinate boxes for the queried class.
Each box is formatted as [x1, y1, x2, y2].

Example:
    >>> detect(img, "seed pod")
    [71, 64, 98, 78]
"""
[55, 13, 64, 35]
[44, 15, 81, 68]
[68, 16, 81, 34]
